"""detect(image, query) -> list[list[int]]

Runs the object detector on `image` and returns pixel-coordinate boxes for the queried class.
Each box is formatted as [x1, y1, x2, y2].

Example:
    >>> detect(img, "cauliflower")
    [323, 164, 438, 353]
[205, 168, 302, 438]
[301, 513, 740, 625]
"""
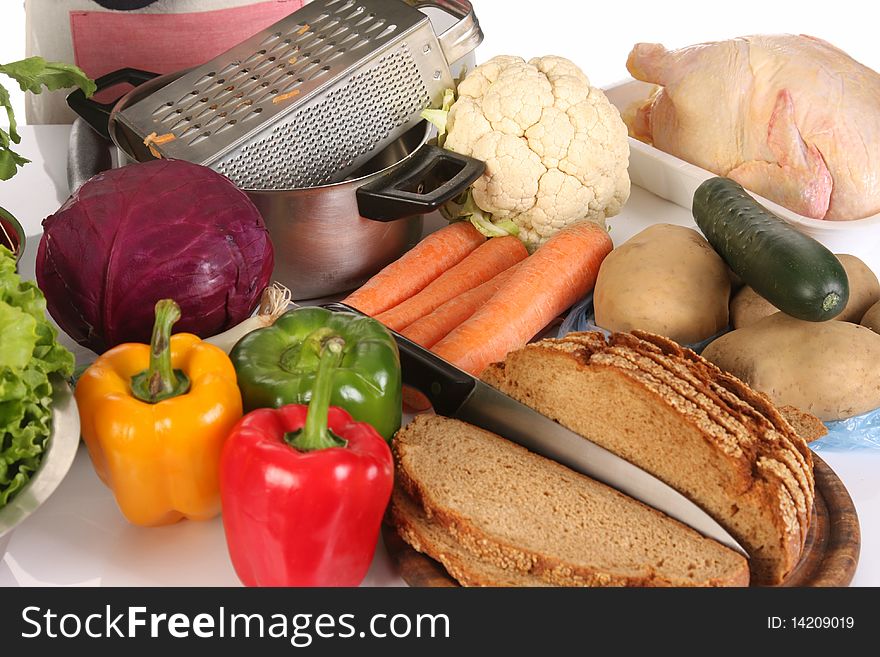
[426, 55, 631, 251]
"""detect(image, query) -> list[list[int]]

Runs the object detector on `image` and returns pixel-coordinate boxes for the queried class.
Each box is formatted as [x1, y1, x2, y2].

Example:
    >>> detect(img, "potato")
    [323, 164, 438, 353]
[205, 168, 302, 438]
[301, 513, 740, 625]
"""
[702, 312, 880, 421]
[839, 254, 880, 322]
[862, 300, 880, 334]
[730, 254, 880, 328]
[594, 224, 729, 343]
[729, 286, 777, 329]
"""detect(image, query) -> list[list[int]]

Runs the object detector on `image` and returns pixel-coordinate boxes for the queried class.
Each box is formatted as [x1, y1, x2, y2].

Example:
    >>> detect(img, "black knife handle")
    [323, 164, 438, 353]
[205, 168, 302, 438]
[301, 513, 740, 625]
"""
[321, 303, 476, 416]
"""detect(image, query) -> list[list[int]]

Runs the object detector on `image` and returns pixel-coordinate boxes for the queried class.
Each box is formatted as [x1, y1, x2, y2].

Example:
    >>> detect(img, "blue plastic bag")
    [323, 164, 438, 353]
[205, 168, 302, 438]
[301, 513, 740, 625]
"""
[812, 410, 880, 451]
[559, 294, 879, 451]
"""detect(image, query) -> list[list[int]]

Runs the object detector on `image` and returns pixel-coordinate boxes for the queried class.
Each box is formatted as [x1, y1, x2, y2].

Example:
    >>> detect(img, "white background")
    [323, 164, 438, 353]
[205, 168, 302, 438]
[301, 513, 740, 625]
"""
[4, 0, 880, 124]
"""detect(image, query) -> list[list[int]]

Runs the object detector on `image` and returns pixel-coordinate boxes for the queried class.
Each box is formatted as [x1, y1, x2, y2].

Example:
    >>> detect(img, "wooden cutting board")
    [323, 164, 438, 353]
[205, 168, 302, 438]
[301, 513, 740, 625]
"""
[383, 453, 860, 587]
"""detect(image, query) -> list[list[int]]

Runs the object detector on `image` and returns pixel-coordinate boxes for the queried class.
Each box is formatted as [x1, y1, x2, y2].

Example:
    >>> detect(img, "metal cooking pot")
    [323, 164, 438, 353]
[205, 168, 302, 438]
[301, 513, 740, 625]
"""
[67, 66, 483, 299]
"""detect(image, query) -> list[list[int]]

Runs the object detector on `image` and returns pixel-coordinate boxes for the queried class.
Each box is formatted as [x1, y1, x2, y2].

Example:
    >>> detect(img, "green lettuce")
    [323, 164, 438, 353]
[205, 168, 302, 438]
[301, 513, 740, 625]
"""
[0, 300, 36, 370]
[0, 245, 74, 507]
[0, 57, 95, 180]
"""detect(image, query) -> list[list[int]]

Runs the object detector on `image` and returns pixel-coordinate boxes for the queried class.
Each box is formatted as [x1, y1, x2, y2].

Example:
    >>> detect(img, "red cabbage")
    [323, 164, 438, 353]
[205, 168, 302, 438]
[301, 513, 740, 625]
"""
[36, 159, 274, 353]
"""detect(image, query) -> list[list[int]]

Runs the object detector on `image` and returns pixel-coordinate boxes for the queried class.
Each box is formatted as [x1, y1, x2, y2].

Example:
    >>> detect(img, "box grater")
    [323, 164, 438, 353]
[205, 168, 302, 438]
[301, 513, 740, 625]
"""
[115, 0, 481, 190]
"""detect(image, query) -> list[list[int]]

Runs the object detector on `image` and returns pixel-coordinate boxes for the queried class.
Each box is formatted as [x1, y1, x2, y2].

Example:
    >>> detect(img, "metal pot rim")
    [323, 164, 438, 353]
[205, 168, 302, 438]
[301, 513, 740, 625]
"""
[241, 119, 435, 194]
[107, 69, 435, 193]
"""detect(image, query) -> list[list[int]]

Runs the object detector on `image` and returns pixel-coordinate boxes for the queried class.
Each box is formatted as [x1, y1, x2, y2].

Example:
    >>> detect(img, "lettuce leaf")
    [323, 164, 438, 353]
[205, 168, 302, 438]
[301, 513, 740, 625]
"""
[0, 84, 29, 181]
[0, 58, 96, 96]
[0, 246, 74, 508]
[0, 300, 37, 370]
[0, 57, 95, 180]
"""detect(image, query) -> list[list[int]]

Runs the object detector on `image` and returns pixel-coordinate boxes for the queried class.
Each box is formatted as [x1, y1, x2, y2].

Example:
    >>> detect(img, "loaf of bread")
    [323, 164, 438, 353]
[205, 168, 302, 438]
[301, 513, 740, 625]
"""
[392, 414, 749, 587]
[482, 330, 815, 585]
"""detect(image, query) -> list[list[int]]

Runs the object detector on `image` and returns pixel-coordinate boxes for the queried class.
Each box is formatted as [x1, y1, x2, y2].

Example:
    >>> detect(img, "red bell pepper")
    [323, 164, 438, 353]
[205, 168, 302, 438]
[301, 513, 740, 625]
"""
[220, 336, 394, 587]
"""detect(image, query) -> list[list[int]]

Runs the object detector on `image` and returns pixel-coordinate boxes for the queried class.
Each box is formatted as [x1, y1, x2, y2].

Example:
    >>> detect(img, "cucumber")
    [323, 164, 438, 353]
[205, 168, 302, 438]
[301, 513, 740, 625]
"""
[692, 177, 849, 322]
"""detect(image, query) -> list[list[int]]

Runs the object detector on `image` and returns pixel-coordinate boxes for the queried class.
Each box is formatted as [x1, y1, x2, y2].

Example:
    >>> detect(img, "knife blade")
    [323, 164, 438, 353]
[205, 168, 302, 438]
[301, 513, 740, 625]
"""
[321, 302, 747, 557]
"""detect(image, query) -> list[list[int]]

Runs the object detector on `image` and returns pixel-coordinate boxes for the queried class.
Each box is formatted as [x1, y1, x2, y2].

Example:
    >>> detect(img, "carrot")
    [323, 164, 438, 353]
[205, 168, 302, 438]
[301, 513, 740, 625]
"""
[402, 385, 434, 413]
[343, 222, 485, 316]
[432, 221, 613, 376]
[375, 236, 528, 332]
[401, 263, 520, 348]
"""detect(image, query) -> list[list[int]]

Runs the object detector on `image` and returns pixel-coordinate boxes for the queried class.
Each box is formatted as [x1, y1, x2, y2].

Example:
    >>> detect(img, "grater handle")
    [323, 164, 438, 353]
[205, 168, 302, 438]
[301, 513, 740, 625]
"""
[67, 68, 159, 141]
[409, 0, 483, 64]
[356, 145, 485, 221]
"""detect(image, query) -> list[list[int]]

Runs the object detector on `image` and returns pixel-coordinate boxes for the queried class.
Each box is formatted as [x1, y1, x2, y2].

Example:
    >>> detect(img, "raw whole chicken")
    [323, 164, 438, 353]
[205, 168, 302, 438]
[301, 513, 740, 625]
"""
[627, 35, 880, 220]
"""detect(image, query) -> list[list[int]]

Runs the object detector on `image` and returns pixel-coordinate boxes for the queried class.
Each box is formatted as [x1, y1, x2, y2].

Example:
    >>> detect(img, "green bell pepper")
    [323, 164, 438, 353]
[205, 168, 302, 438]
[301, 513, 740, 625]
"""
[229, 307, 402, 441]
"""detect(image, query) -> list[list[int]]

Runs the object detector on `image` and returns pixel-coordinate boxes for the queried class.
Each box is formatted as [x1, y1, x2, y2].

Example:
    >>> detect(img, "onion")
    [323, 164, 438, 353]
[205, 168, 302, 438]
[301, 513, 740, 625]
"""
[205, 283, 291, 353]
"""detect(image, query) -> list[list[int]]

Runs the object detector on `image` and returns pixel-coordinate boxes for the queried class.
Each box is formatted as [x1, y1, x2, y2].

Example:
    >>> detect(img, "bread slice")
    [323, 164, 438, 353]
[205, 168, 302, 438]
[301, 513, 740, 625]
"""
[780, 405, 828, 444]
[393, 414, 750, 587]
[391, 488, 551, 587]
[482, 330, 815, 585]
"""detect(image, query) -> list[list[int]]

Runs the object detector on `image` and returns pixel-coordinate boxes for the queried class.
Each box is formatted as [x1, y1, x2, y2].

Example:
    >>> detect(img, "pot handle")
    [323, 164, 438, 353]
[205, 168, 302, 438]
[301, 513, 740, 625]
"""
[67, 68, 159, 140]
[356, 145, 485, 221]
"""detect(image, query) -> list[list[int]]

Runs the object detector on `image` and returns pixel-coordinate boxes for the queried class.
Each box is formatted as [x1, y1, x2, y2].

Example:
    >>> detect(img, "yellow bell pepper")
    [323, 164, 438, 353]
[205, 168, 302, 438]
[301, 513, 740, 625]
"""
[75, 299, 242, 526]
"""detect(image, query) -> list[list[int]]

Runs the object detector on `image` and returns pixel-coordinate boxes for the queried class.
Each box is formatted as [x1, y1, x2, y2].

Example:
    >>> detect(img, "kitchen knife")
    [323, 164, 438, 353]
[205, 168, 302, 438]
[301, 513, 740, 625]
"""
[323, 302, 748, 557]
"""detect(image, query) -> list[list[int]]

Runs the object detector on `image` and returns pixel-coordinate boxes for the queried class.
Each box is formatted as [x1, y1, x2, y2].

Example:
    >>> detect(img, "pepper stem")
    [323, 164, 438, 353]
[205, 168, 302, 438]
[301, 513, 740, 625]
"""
[130, 299, 191, 404]
[279, 326, 334, 373]
[286, 336, 347, 452]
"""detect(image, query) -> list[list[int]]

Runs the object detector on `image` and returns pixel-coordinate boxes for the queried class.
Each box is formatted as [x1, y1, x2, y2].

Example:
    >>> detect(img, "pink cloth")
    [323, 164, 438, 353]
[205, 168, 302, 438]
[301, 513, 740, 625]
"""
[71, 1, 304, 101]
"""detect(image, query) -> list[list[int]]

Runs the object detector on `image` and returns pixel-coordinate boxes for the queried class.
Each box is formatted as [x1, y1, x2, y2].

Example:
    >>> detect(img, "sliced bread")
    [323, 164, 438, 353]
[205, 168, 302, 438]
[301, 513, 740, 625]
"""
[391, 488, 551, 587]
[780, 405, 828, 443]
[482, 330, 815, 585]
[392, 414, 750, 587]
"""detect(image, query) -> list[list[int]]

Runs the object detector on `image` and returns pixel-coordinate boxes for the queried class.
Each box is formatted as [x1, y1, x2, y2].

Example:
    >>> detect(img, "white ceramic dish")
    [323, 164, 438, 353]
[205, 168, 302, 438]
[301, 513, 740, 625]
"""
[604, 78, 880, 276]
[0, 377, 81, 556]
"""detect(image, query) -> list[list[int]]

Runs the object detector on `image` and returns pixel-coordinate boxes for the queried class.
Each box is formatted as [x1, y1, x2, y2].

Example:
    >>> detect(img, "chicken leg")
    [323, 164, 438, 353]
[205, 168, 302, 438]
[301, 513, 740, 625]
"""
[727, 89, 832, 218]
